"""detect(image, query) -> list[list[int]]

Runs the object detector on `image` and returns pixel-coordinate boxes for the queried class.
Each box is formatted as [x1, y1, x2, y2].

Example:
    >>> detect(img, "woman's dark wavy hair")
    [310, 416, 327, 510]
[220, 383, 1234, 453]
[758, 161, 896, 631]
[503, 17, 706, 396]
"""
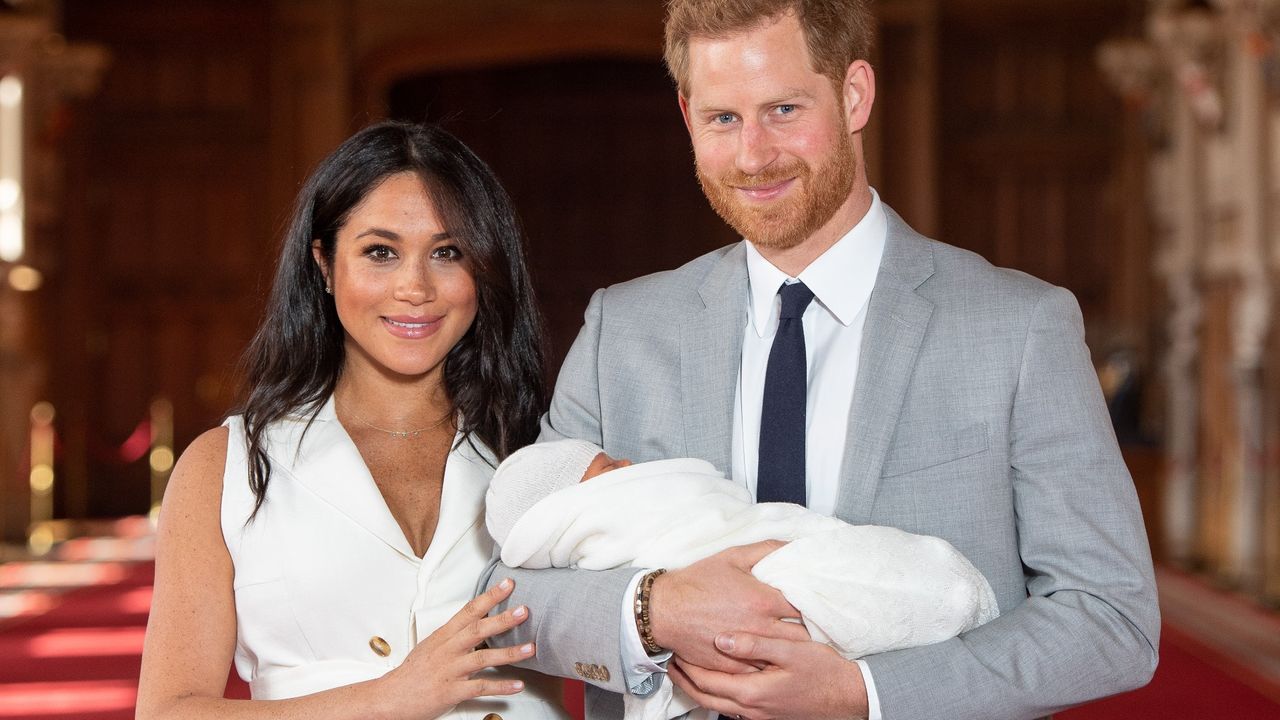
[235, 120, 547, 517]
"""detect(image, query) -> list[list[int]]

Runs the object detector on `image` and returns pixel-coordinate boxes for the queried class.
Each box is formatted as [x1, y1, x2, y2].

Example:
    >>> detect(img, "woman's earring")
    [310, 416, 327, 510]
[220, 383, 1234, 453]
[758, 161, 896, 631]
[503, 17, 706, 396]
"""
[325, 284, 333, 295]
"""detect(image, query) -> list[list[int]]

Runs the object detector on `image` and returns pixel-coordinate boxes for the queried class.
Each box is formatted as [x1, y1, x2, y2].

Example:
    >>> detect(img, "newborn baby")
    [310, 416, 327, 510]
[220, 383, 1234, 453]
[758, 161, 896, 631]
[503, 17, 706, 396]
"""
[486, 439, 999, 720]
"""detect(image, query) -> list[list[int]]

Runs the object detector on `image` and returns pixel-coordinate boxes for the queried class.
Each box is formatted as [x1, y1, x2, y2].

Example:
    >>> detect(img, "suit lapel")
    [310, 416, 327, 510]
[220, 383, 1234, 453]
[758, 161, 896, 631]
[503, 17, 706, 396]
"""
[835, 209, 936, 523]
[681, 244, 748, 474]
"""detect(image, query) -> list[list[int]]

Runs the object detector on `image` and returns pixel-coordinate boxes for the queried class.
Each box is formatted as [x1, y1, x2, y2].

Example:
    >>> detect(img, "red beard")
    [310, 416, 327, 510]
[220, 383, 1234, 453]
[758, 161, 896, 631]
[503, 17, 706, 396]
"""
[697, 133, 857, 250]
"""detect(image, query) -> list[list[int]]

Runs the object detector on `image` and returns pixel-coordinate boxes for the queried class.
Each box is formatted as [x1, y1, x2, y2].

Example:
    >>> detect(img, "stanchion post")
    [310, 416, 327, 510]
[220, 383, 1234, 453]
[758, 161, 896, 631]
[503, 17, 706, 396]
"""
[28, 401, 55, 555]
[149, 398, 174, 523]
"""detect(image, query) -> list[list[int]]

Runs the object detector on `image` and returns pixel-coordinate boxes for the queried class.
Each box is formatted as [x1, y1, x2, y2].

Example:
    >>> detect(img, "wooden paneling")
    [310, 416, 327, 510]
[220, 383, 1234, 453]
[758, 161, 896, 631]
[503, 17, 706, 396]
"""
[57, 0, 273, 518]
[870, 0, 939, 237]
[937, 0, 1144, 352]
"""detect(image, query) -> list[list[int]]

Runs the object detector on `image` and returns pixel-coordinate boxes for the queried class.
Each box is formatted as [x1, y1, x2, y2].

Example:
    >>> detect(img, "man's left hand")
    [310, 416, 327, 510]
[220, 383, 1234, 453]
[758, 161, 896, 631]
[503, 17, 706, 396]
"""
[669, 632, 869, 720]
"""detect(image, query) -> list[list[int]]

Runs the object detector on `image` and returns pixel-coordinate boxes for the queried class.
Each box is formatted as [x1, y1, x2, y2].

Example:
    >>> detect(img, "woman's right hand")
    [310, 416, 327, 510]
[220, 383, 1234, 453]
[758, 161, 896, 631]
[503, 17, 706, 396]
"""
[378, 577, 535, 720]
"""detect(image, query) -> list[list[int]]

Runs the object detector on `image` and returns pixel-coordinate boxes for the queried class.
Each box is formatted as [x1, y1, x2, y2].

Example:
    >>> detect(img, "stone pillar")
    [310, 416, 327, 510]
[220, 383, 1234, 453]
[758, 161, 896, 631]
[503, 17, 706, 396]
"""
[1212, 0, 1275, 591]
[1148, 2, 1223, 567]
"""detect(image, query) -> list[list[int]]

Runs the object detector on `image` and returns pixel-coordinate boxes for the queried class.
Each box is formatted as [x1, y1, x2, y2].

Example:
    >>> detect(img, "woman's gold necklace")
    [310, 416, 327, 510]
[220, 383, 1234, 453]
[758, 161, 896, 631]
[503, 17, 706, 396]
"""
[345, 407, 452, 440]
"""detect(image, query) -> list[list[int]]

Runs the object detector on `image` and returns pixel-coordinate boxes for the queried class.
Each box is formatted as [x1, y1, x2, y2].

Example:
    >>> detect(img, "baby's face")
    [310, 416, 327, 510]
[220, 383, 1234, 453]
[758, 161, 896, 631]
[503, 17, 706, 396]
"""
[581, 452, 633, 481]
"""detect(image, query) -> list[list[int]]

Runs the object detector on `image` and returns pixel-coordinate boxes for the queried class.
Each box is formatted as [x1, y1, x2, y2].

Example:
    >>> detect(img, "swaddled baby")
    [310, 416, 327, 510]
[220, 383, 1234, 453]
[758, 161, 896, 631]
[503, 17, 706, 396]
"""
[486, 439, 999, 720]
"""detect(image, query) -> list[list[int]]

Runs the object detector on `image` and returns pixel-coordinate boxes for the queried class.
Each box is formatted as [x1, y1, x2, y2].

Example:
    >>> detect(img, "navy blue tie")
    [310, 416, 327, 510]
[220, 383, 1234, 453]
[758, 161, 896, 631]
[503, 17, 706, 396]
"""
[757, 281, 814, 506]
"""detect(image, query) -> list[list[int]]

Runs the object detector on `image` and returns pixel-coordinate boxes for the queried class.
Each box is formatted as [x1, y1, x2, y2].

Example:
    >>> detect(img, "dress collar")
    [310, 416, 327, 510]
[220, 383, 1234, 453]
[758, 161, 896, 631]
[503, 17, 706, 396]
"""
[266, 396, 493, 563]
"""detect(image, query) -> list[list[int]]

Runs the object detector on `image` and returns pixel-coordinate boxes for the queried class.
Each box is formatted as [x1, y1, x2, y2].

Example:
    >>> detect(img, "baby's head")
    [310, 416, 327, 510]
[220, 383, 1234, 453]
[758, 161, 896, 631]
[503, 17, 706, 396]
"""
[582, 451, 632, 481]
[486, 439, 634, 545]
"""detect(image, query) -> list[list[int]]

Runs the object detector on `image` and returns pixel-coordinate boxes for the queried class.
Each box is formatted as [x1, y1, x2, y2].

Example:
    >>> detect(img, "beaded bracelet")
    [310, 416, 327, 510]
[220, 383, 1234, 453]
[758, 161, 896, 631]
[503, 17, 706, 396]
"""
[634, 568, 667, 655]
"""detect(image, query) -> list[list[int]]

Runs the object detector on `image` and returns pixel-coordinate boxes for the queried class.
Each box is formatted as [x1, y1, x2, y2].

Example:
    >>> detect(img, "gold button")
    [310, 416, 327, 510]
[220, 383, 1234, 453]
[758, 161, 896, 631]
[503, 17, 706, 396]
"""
[482, 715, 503, 720]
[369, 636, 391, 657]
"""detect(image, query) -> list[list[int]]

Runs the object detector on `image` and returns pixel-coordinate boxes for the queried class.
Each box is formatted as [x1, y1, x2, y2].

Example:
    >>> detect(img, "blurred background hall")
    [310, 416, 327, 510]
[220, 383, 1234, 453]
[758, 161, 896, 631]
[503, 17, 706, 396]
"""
[0, 0, 1279, 717]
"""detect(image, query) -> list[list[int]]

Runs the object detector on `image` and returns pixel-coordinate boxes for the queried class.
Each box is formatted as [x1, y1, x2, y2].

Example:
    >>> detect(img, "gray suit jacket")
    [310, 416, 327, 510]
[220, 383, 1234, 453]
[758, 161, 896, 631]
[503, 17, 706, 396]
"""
[489, 207, 1159, 719]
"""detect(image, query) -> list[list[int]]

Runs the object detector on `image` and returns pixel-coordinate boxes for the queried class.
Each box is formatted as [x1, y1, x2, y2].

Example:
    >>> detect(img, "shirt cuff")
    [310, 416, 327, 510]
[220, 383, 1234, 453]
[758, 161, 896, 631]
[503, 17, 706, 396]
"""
[618, 568, 672, 696]
[854, 659, 882, 720]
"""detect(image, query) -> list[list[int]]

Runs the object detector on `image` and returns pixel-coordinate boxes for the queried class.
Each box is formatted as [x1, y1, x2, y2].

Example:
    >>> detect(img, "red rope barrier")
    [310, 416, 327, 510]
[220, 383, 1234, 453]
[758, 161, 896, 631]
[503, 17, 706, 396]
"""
[17, 417, 155, 472]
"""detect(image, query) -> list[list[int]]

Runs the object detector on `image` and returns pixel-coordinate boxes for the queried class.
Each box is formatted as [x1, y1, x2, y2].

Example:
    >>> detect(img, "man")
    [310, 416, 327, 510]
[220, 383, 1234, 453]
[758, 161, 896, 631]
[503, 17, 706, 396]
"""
[487, 1, 1159, 718]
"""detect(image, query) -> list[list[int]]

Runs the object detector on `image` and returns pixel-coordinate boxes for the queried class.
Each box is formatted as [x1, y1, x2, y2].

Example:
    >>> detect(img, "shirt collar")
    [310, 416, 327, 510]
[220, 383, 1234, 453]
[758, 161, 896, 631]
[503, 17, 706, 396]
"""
[745, 188, 888, 337]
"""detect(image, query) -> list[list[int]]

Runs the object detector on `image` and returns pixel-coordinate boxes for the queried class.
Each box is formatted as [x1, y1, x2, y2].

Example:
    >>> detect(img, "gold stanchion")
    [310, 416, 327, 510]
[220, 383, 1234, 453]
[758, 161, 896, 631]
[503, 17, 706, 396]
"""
[28, 401, 55, 556]
[149, 398, 174, 524]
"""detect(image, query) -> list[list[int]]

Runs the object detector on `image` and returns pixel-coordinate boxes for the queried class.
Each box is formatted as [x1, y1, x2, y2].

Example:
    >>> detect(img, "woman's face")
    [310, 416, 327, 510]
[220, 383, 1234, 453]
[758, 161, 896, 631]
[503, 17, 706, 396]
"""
[315, 171, 478, 383]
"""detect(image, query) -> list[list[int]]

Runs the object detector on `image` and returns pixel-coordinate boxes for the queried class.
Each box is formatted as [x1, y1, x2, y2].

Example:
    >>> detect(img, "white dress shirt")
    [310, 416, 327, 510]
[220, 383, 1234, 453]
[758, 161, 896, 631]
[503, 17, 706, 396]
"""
[620, 190, 888, 719]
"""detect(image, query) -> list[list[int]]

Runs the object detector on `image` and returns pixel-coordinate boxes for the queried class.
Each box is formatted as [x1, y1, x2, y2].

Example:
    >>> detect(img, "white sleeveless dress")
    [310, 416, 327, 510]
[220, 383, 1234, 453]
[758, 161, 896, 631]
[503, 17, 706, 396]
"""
[221, 397, 567, 719]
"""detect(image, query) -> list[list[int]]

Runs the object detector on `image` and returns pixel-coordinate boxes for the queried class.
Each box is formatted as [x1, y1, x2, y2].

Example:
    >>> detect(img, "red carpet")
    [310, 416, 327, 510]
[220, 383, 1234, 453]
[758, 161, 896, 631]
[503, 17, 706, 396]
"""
[1058, 623, 1280, 719]
[1, 541, 1277, 718]
[0, 531, 248, 719]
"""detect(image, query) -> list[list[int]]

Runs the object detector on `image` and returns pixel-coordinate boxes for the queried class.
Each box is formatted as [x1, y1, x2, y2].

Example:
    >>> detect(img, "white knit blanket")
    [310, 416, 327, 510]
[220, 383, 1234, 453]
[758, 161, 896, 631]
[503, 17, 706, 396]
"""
[489, 457, 999, 720]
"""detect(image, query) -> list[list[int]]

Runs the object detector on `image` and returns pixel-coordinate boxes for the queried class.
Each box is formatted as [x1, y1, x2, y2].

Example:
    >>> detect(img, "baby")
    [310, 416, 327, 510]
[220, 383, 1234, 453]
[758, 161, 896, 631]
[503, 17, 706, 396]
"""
[486, 439, 999, 720]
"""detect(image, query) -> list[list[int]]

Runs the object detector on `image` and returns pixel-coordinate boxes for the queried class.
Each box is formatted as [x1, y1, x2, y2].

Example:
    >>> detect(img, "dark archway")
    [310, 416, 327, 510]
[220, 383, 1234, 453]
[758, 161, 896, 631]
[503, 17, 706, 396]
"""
[388, 59, 735, 372]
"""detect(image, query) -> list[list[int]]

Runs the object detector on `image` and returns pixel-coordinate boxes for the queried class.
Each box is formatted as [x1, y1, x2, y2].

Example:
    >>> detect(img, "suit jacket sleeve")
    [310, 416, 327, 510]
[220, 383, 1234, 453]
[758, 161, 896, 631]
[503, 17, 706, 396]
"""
[480, 289, 638, 694]
[862, 286, 1160, 719]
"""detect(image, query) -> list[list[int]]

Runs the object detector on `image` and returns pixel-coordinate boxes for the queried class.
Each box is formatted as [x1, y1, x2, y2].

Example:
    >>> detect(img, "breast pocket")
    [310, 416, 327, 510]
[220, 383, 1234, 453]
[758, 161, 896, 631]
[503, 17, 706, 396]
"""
[881, 421, 989, 478]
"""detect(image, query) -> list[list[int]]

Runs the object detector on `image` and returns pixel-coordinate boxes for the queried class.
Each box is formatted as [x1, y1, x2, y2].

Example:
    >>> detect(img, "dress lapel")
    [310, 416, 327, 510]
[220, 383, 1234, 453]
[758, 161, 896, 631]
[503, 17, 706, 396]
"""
[681, 244, 749, 474]
[269, 397, 419, 561]
[835, 208, 936, 523]
[417, 436, 492, 578]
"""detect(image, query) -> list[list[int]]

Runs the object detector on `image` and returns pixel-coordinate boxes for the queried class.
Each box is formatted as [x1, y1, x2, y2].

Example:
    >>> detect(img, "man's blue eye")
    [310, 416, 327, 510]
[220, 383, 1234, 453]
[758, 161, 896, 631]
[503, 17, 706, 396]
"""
[715, 113, 735, 125]
[778, 104, 796, 114]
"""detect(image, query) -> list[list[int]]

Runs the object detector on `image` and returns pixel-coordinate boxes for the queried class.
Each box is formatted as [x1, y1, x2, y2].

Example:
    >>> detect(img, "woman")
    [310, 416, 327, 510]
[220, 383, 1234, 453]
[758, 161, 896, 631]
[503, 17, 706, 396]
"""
[137, 121, 566, 719]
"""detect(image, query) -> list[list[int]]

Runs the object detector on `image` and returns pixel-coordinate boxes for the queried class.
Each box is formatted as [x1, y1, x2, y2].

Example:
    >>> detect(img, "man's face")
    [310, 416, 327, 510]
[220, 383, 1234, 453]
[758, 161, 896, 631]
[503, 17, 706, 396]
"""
[680, 13, 860, 251]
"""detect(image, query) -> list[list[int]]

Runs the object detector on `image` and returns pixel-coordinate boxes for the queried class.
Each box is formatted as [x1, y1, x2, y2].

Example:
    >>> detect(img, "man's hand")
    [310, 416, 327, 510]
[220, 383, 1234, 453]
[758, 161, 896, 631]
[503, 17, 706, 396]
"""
[649, 540, 808, 673]
[669, 632, 870, 720]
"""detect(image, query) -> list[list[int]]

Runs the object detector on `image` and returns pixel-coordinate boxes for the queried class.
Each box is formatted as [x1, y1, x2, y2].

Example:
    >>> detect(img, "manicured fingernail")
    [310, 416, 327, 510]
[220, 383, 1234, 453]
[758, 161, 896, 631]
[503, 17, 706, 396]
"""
[715, 633, 735, 651]
[521, 643, 534, 655]
[511, 680, 525, 690]
[512, 605, 527, 618]
[499, 578, 512, 590]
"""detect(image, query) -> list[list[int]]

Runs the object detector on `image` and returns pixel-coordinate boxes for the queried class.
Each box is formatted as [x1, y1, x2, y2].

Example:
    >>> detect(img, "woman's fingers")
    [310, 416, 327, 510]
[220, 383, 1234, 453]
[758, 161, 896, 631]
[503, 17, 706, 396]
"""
[386, 580, 535, 713]
[461, 577, 516, 621]
[434, 578, 519, 642]
[476, 603, 529, 638]
[455, 677, 526, 701]
[461, 642, 536, 674]
[451, 603, 529, 651]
